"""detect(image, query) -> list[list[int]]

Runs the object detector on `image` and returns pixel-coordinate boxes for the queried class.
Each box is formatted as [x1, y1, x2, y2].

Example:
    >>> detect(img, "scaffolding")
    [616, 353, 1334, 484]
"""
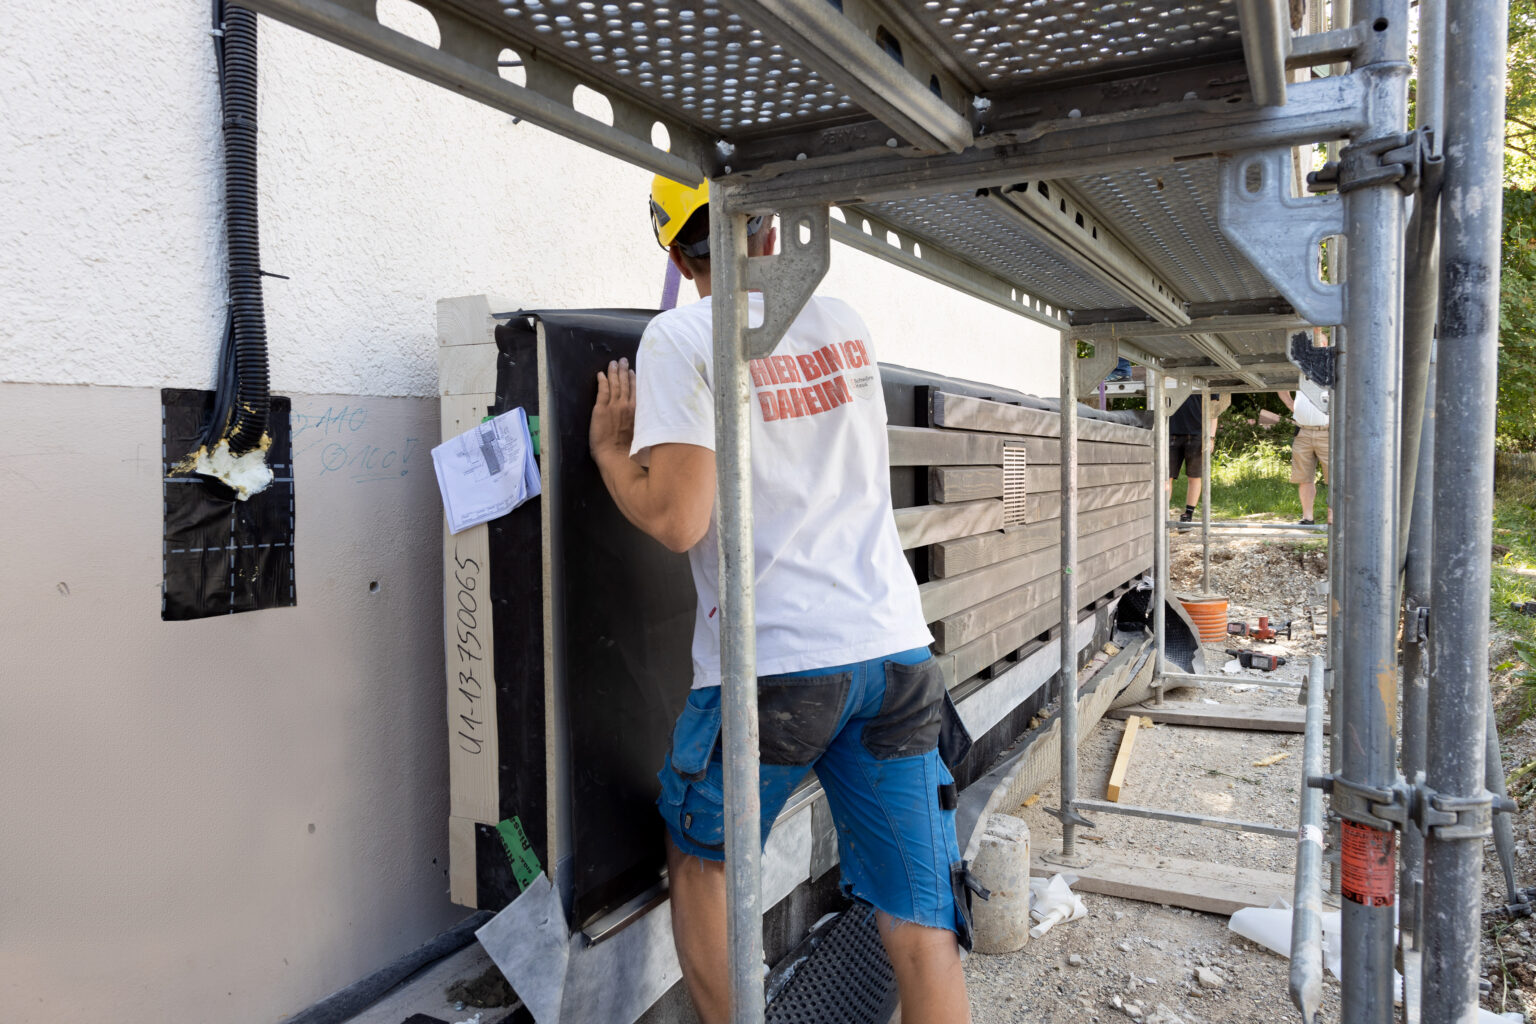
[241, 0, 1515, 1020]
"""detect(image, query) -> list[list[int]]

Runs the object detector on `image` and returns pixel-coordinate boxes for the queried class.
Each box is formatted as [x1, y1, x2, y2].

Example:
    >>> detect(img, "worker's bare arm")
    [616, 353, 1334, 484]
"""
[590, 360, 715, 553]
[1277, 390, 1296, 412]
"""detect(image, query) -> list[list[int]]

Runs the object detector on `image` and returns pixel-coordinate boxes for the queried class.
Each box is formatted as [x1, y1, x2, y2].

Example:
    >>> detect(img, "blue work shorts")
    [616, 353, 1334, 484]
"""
[656, 648, 972, 946]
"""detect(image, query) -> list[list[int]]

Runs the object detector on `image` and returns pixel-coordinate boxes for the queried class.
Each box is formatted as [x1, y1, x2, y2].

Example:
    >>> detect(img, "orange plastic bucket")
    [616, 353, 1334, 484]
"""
[1179, 595, 1229, 642]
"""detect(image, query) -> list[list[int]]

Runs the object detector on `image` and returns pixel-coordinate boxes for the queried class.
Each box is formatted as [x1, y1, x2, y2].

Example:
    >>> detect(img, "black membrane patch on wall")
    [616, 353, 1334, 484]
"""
[161, 389, 296, 620]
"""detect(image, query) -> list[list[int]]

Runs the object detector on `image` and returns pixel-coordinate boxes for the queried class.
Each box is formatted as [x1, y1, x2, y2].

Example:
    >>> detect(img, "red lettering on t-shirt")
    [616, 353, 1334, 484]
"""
[813, 347, 836, 376]
[831, 374, 853, 404]
[815, 380, 838, 410]
[778, 355, 802, 383]
[758, 391, 779, 421]
[841, 340, 862, 368]
[789, 387, 807, 417]
[803, 385, 824, 415]
[749, 359, 769, 388]
[796, 353, 822, 381]
[775, 389, 795, 420]
[851, 339, 871, 367]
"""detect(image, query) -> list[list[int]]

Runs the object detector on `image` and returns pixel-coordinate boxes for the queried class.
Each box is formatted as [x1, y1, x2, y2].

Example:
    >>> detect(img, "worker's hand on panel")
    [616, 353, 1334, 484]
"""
[590, 357, 636, 463]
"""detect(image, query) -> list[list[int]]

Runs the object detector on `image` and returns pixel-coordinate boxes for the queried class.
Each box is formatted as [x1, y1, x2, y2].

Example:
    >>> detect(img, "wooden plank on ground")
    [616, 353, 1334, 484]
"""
[932, 391, 1152, 446]
[1106, 715, 1145, 801]
[887, 425, 1004, 466]
[1025, 461, 1152, 491]
[1030, 850, 1294, 916]
[894, 499, 1004, 549]
[1109, 701, 1325, 733]
[1028, 480, 1153, 522]
[930, 465, 1004, 502]
[933, 502, 1149, 576]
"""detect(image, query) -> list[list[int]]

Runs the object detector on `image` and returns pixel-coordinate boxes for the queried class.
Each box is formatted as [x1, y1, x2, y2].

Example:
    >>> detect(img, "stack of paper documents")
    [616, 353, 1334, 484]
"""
[432, 406, 541, 534]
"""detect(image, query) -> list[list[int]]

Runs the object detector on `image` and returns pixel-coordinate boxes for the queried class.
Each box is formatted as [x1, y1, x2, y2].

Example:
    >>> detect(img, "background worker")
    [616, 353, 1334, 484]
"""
[1278, 385, 1331, 524]
[588, 176, 973, 1024]
[1166, 391, 1228, 522]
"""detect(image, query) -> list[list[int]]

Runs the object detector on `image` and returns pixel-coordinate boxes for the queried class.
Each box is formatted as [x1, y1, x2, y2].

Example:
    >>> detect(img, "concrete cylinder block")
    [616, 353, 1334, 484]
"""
[970, 812, 1032, 954]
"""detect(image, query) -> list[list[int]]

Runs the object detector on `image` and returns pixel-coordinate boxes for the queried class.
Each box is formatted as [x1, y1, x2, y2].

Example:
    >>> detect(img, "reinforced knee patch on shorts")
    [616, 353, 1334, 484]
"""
[862, 659, 946, 759]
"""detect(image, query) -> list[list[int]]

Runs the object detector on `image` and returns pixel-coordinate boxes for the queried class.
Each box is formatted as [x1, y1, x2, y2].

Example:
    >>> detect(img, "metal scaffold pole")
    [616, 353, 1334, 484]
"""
[1290, 654, 1329, 1023]
[1200, 387, 1212, 594]
[1335, 3, 1409, 1022]
[1397, 0, 1443, 946]
[1421, 0, 1508, 1018]
[1400, 359, 1435, 944]
[1151, 370, 1168, 704]
[1058, 333, 1080, 857]
[709, 185, 766, 1024]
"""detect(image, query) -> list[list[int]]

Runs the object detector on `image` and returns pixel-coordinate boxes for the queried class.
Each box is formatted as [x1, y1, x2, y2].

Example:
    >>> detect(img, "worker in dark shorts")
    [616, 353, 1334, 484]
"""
[1166, 392, 1227, 521]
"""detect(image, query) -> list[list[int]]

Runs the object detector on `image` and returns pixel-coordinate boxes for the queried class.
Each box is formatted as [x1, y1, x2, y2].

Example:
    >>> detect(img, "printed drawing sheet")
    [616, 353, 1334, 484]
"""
[433, 406, 541, 534]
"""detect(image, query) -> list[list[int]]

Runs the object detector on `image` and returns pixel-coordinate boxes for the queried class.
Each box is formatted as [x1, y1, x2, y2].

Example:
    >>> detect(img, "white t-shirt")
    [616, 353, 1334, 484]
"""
[630, 293, 933, 688]
[1294, 388, 1329, 427]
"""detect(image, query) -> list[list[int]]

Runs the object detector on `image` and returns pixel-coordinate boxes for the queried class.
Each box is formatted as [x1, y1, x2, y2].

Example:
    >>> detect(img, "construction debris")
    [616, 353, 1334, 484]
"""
[1028, 874, 1087, 939]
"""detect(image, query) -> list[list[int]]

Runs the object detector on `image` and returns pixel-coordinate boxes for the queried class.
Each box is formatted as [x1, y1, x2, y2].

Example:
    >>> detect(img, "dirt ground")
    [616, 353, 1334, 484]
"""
[964, 529, 1536, 1024]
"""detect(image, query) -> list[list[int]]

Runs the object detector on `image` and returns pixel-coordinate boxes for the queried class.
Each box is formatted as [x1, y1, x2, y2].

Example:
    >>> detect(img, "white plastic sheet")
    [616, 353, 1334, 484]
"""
[1028, 873, 1087, 939]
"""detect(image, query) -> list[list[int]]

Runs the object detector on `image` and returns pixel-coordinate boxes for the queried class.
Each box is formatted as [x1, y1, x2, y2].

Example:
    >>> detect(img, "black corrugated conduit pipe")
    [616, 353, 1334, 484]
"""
[216, 3, 269, 455]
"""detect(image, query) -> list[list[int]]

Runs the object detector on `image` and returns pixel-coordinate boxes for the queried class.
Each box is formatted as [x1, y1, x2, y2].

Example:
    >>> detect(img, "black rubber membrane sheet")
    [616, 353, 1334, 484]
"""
[161, 389, 296, 620]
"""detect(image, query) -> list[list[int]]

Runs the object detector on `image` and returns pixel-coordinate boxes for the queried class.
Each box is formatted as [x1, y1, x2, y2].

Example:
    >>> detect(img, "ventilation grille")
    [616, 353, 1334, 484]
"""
[1003, 443, 1028, 526]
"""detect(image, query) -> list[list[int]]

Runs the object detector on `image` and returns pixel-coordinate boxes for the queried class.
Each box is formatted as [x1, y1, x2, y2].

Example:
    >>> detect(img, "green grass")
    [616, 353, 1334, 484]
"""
[1491, 495, 1536, 721]
[1169, 437, 1329, 522]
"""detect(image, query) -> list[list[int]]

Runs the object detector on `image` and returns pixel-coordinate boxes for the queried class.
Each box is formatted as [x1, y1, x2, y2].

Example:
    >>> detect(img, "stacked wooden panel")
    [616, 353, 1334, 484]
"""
[890, 390, 1154, 689]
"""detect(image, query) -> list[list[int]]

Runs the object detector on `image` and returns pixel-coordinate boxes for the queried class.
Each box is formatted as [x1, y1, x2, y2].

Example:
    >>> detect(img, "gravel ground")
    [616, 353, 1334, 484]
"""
[965, 530, 1536, 1024]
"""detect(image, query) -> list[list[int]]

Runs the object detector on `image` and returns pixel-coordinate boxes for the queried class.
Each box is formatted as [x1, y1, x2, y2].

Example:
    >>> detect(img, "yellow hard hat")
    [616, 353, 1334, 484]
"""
[650, 174, 709, 251]
[649, 174, 762, 259]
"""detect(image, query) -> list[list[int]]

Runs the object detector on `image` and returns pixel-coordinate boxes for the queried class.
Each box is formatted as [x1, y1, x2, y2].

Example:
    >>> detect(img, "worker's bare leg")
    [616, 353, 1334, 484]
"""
[877, 913, 972, 1023]
[1185, 474, 1203, 508]
[1298, 480, 1316, 522]
[666, 835, 730, 1024]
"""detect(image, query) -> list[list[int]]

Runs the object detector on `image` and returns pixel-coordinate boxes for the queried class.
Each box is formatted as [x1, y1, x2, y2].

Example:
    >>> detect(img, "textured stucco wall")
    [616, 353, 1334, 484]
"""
[0, 4, 1058, 1023]
[0, 6, 1055, 397]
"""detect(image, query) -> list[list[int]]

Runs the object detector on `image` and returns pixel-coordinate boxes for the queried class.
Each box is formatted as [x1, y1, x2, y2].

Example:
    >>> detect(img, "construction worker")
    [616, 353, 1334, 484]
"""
[588, 176, 973, 1023]
[1166, 392, 1228, 521]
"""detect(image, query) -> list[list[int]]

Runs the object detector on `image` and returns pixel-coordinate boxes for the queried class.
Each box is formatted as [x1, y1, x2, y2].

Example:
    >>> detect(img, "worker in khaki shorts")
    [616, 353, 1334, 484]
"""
[1278, 386, 1330, 525]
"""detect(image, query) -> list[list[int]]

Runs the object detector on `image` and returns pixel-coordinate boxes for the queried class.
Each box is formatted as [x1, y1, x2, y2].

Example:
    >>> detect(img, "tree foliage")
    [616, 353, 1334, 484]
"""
[1509, 0, 1536, 188]
[1501, 189, 1536, 448]
[1504, 2, 1536, 448]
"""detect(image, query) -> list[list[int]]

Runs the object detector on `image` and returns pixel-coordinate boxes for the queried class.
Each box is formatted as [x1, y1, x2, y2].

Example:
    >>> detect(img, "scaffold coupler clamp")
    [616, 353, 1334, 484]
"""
[1306, 128, 1438, 196]
[1403, 604, 1429, 644]
[1307, 774, 1411, 832]
[1410, 784, 1510, 841]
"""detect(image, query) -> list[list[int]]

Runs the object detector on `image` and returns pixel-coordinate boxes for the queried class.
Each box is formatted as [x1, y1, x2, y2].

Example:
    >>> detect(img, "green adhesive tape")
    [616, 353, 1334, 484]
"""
[496, 816, 542, 892]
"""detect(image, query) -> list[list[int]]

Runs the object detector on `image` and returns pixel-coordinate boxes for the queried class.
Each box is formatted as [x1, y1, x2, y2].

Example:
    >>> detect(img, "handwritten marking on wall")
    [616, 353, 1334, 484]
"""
[292, 403, 422, 484]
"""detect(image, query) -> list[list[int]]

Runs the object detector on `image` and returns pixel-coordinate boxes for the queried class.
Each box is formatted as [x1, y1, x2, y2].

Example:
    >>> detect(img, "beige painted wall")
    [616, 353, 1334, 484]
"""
[0, 383, 456, 1024]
